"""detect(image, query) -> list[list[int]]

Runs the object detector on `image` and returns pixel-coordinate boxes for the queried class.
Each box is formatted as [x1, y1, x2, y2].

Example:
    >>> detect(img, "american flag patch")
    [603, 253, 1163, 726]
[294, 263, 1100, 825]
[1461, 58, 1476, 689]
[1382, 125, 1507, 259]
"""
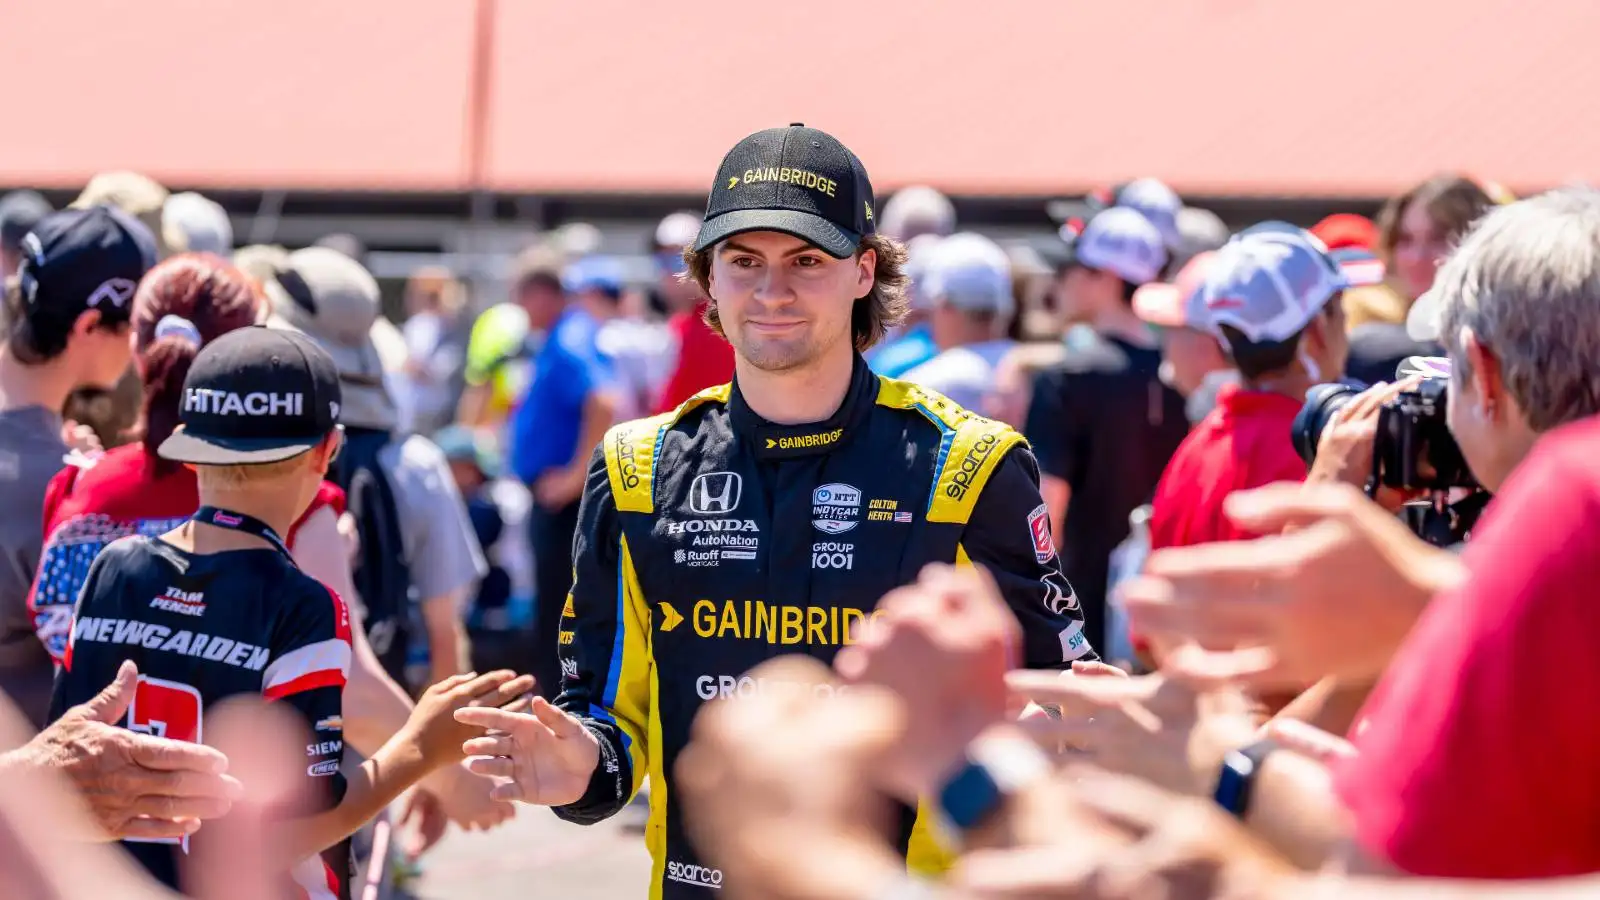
[894, 511, 913, 523]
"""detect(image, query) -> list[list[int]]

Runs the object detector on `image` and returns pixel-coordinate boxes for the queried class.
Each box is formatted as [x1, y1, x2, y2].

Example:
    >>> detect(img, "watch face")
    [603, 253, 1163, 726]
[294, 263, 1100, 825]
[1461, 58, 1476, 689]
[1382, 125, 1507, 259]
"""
[937, 760, 1004, 832]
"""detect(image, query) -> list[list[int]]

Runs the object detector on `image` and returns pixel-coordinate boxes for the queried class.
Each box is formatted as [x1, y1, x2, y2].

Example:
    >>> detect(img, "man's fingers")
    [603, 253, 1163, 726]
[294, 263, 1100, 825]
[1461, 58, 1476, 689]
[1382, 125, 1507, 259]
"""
[113, 815, 201, 841]
[1006, 669, 1153, 707]
[80, 660, 140, 724]
[1071, 660, 1129, 678]
[125, 791, 235, 822]
[489, 780, 526, 803]
[465, 756, 517, 779]
[463, 735, 517, 757]
[454, 705, 534, 734]
[1220, 482, 1360, 533]
[529, 696, 586, 739]
[955, 845, 1103, 897]
[1063, 765, 1176, 837]
[1262, 717, 1357, 762]
[1161, 645, 1281, 689]
[126, 733, 231, 774]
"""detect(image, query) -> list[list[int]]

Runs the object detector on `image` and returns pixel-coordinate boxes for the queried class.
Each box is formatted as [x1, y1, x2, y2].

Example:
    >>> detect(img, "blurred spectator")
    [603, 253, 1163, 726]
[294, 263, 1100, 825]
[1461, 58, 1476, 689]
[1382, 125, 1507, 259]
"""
[1132, 250, 1235, 422]
[0, 191, 53, 278]
[877, 185, 956, 242]
[1089, 177, 1184, 254]
[983, 340, 1065, 427]
[506, 249, 621, 702]
[865, 233, 944, 377]
[653, 211, 735, 412]
[1311, 212, 1380, 252]
[1024, 207, 1187, 655]
[396, 266, 469, 435]
[0, 207, 155, 727]
[433, 425, 535, 676]
[458, 247, 555, 430]
[899, 232, 1016, 411]
[569, 255, 668, 421]
[263, 247, 486, 691]
[1344, 176, 1494, 384]
[1148, 224, 1349, 555]
[1170, 204, 1231, 274]
[162, 192, 233, 256]
[312, 231, 369, 268]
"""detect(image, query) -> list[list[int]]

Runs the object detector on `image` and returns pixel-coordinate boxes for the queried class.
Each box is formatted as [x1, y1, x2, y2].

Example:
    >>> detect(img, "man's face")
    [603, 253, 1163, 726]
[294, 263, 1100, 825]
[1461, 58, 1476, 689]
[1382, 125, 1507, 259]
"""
[707, 231, 873, 373]
[1159, 326, 1229, 397]
[1054, 265, 1105, 324]
[79, 318, 134, 390]
[1444, 336, 1525, 493]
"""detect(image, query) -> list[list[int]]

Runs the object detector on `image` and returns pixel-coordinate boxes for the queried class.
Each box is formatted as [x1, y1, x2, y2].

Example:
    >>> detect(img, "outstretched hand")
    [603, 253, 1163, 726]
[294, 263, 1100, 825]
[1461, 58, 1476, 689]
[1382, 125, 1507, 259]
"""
[457, 697, 600, 805]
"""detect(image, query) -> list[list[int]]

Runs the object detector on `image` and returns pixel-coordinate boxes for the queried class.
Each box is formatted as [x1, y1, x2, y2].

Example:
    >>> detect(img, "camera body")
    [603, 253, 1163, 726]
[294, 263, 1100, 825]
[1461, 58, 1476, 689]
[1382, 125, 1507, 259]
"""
[1292, 364, 1477, 492]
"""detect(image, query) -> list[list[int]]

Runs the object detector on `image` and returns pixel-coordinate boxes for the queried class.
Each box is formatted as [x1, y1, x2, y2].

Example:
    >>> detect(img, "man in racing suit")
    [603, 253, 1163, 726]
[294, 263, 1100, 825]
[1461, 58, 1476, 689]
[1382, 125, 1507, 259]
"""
[456, 124, 1096, 900]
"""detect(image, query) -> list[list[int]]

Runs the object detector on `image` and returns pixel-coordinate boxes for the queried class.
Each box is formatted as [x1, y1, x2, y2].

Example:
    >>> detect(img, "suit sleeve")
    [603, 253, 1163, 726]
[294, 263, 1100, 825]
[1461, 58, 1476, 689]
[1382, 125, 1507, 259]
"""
[552, 444, 652, 825]
[959, 446, 1098, 667]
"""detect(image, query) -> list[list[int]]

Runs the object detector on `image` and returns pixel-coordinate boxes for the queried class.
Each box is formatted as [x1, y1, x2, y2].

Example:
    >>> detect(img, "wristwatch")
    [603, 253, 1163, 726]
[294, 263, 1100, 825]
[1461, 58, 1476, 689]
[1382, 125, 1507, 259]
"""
[936, 735, 1050, 834]
[1213, 736, 1283, 819]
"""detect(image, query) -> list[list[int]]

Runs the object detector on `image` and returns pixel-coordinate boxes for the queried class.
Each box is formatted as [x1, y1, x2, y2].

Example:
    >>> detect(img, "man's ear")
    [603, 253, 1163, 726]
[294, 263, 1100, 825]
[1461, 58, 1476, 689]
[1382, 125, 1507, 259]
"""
[855, 247, 877, 298]
[72, 308, 104, 338]
[1460, 327, 1504, 415]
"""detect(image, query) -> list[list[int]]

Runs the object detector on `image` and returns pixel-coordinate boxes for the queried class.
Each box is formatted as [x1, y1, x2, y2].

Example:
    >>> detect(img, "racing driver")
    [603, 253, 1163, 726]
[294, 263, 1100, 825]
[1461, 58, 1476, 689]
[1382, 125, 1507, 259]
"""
[456, 123, 1097, 899]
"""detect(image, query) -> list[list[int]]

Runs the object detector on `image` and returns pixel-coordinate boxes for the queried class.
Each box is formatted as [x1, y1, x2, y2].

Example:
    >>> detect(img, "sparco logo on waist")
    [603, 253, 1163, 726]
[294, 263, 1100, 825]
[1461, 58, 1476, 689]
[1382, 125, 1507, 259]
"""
[184, 389, 303, 417]
[666, 861, 724, 889]
[612, 429, 640, 490]
[945, 433, 999, 499]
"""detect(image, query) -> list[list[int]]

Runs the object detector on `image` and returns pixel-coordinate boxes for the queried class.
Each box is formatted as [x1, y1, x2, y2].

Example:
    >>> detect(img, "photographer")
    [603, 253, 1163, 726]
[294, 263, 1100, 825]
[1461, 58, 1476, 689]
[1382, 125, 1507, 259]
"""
[1110, 188, 1600, 879]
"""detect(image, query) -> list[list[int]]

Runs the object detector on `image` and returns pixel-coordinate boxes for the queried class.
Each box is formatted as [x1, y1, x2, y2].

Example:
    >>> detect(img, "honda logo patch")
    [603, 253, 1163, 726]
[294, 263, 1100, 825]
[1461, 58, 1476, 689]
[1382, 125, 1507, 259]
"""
[688, 472, 742, 515]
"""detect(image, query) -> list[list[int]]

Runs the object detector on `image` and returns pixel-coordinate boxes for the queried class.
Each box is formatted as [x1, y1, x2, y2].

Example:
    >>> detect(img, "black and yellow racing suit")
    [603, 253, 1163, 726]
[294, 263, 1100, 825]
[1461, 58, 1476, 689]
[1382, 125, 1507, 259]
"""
[554, 354, 1097, 899]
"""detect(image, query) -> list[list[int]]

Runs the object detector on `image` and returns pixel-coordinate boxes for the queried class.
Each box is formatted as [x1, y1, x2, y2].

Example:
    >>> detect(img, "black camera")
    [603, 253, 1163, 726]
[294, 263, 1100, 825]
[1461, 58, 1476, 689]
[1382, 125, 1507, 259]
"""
[1292, 358, 1484, 546]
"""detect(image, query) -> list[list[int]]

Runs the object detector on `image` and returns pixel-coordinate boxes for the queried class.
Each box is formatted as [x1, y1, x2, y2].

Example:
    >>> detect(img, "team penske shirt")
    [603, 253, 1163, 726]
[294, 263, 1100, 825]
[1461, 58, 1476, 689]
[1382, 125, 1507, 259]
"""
[49, 535, 353, 898]
[29, 443, 344, 666]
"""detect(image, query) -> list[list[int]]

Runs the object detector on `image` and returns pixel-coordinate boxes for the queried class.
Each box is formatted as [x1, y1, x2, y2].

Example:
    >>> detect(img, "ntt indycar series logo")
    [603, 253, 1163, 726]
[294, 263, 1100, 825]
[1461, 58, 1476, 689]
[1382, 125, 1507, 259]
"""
[666, 860, 724, 889]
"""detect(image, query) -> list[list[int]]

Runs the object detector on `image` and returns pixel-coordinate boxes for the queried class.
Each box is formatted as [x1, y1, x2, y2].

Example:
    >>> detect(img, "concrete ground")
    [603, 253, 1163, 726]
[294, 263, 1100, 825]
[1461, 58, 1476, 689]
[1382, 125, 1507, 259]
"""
[410, 805, 653, 899]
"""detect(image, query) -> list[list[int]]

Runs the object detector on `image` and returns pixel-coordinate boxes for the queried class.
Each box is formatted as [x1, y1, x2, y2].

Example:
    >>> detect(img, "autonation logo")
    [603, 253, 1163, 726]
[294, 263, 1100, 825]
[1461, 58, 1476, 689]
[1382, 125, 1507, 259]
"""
[666, 860, 723, 889]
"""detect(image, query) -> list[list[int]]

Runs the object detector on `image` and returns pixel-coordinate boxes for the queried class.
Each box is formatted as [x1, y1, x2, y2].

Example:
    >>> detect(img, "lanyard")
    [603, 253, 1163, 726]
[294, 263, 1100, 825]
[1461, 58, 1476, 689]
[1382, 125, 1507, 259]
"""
[192, 505, 293, 561]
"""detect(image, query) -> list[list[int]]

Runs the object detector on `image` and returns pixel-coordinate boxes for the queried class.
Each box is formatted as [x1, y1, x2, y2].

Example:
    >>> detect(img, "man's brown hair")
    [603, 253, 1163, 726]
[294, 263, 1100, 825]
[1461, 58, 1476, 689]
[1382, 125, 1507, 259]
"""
[683, 234, 911, 353]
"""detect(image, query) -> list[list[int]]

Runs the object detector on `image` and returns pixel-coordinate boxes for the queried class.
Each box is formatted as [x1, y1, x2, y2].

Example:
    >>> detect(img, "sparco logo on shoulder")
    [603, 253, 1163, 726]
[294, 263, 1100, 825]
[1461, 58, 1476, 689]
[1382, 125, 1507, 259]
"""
[945, 433, 999, 499]
[612, 429, 640, 490]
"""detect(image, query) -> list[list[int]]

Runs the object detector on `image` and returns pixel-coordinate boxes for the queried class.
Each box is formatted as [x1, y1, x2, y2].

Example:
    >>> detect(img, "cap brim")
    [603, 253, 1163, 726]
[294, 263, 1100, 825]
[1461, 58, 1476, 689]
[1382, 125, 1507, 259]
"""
[1131, 282, 1188, 327]
[1406, 289, 1443, 342]
[157, 427, 323, 466]
[692, 209, 859, 259]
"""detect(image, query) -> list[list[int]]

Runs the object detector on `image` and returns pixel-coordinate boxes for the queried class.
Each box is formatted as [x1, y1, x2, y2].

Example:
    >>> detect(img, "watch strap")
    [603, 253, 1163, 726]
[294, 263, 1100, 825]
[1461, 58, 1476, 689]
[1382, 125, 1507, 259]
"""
[935, 734, 1051, 833]
[1213, 736, 1282, 819]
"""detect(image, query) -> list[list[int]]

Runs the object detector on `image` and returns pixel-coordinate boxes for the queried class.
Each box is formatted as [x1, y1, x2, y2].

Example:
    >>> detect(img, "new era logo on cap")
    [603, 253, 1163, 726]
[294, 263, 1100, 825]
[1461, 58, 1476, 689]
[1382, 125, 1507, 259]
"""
[694, 124, 876, 259]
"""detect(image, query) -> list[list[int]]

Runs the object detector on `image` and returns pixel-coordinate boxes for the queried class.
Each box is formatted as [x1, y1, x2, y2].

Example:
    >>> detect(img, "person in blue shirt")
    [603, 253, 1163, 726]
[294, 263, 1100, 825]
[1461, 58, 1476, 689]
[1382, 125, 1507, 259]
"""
[866, 233, 944, 376]
[507, 254, 621, 701]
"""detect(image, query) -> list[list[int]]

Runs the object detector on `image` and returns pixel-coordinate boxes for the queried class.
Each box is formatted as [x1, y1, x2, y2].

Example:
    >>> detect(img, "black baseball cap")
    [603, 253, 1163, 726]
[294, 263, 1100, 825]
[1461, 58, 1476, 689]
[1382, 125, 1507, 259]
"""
[159, 327, 343, 466]
[692, 123, 876, 259]
[15, 206, 156, 325]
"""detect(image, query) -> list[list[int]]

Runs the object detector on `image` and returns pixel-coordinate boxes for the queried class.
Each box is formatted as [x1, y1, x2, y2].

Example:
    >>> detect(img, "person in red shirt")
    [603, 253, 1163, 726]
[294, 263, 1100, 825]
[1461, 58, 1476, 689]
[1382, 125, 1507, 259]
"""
[651, 211, 734, 412]
[1148, 223, 1352, 551]
[27, 252, 512, 846]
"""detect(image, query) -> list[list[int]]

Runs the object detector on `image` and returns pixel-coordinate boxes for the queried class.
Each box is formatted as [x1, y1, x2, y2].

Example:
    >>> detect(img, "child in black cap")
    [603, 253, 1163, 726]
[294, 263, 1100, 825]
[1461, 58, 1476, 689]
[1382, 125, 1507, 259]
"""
[48, 325, 529, 898]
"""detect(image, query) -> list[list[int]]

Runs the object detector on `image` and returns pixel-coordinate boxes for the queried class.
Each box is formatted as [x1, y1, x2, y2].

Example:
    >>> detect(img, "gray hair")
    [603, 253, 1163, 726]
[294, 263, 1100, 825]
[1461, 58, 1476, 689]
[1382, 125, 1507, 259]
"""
[1434, 187, 1600, 432]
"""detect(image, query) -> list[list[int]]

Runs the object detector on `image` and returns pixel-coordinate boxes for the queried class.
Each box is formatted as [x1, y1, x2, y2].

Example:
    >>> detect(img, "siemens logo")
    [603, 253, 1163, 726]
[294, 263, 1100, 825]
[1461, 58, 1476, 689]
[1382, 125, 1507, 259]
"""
[945, 433, 999, 500]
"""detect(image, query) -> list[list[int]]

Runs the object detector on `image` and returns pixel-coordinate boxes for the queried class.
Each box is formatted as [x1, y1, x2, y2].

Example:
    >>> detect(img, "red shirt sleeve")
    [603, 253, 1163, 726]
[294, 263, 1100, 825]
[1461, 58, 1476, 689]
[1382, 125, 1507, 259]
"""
[654, 306, 734, 414]
[287, 481, 347, 546]
[1333, 428, 1600, 878]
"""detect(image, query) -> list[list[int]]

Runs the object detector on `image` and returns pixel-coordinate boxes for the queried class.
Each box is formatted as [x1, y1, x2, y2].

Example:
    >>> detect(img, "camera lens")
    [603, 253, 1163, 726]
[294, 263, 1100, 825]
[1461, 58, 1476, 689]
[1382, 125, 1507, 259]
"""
[1291, 382, 1366, 466]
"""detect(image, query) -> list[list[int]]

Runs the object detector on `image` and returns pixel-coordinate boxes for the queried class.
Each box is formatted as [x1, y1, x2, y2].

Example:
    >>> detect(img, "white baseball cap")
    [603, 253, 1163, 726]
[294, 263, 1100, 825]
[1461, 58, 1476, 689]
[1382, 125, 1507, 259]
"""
[921, 232, 1014, 317]
[1192, 223, 1349, 344]
[1061, 207, 1168, 286]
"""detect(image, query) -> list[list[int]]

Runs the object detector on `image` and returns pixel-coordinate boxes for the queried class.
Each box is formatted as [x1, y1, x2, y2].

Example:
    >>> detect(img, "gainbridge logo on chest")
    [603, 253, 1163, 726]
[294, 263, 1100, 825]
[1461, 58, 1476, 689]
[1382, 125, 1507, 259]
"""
[668, 599, 883, 647]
